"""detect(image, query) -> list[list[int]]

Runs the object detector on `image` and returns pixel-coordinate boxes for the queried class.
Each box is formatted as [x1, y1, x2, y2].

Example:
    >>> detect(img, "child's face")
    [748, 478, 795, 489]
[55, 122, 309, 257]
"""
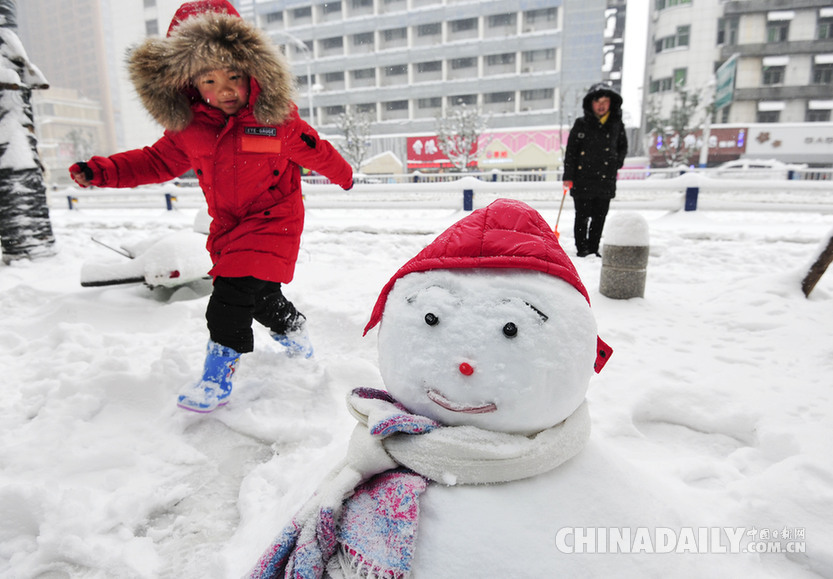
[195, 69, 250, 115]
[592, 96, 611, 118]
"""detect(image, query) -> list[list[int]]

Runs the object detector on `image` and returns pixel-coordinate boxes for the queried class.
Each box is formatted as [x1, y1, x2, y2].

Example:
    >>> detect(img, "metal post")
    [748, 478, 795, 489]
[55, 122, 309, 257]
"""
[684, 187, 699, 211]
[463, 189, 473, 211]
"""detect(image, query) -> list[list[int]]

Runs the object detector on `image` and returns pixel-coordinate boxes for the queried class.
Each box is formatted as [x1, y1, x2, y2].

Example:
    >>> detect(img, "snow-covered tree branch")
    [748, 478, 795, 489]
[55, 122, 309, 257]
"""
[435, 103, 488, 172]
[335, 110, 372, 172]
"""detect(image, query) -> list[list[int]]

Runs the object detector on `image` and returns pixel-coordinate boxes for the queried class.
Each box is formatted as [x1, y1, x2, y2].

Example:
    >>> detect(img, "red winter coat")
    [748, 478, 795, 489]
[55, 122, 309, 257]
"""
[83, 80, 352, 283]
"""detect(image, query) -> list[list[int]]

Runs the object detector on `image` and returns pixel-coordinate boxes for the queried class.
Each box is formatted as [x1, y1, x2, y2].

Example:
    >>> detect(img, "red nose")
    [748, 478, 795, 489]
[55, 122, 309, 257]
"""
[459, 362, 474, 376]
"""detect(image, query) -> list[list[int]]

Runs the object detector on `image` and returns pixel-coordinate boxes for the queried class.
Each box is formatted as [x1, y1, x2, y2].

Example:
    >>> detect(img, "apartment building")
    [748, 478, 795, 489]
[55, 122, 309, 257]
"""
[251, 0, 607, 169]
[644, 0, 833, 166]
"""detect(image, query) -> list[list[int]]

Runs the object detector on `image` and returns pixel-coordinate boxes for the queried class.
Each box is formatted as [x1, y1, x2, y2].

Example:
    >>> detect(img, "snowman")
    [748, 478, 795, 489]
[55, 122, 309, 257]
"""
[249, 200, 690, 578]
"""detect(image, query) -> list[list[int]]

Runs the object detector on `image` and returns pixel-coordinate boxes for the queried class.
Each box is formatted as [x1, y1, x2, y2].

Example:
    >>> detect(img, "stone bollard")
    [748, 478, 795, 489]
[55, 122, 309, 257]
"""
[599, 213, 649, 299]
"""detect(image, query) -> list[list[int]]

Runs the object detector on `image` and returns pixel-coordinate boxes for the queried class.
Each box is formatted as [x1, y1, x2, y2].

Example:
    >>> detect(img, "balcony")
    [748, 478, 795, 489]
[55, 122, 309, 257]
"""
[734, 85, 833, 101]
[721, 39, 833, 59]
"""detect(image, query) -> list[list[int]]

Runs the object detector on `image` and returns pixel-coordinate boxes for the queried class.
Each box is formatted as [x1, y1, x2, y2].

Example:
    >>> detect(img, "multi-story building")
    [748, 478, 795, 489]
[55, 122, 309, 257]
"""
[251, 0, 607, 171]
[644, 0, 833, 167]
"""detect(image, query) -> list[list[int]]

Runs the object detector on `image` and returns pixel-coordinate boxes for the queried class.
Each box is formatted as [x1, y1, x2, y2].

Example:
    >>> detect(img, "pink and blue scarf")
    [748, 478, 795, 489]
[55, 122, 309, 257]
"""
[247, 387, 590, 579]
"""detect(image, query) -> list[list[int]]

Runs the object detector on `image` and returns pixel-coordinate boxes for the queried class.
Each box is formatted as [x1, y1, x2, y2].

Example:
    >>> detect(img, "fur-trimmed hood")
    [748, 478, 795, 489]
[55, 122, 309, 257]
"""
[127, 7, 294, 132]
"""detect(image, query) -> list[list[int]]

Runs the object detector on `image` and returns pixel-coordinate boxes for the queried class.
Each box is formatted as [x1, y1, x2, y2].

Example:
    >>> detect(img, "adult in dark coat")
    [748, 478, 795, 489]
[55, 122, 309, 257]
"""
[562, 83, 628, 257]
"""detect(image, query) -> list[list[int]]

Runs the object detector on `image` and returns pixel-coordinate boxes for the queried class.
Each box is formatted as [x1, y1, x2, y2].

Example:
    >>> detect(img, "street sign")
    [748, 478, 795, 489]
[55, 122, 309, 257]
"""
[714, 54, 739, 110]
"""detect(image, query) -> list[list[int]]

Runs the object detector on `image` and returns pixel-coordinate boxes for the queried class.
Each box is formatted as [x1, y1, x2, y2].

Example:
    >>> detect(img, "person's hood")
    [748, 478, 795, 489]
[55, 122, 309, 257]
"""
[581, 82, 623, 119]
[127, 2, 294, 131]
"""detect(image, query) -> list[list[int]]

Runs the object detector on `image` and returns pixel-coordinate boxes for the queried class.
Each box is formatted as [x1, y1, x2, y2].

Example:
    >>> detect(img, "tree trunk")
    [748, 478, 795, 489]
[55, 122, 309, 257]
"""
[802, 235, 833, 297]
[0, 0, 56, 264]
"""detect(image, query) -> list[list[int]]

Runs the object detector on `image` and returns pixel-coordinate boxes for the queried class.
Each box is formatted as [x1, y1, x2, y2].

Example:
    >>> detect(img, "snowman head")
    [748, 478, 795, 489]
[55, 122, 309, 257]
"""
[365, 200, 611, 435]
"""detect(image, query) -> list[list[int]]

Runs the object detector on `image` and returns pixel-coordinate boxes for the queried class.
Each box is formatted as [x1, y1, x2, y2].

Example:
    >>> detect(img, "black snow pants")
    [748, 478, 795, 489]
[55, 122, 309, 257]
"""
[206, 276, 305, 353]
[573, 197, 611, 255]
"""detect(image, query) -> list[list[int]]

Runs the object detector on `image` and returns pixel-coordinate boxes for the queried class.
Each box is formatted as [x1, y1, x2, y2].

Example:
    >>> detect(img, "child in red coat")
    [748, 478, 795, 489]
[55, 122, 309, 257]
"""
[70, 0, 353, 412]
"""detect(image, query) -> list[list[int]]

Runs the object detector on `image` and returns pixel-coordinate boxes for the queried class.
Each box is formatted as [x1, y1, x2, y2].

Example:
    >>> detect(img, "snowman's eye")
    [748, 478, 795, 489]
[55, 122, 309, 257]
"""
[424, 313, 439, 326]
[502, 322, 518, 338]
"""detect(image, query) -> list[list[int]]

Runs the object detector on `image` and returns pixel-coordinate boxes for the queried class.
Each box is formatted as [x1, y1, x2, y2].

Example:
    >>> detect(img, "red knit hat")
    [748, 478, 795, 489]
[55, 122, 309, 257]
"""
[167, 0, 240, 36]
[364, 199, 612, 372]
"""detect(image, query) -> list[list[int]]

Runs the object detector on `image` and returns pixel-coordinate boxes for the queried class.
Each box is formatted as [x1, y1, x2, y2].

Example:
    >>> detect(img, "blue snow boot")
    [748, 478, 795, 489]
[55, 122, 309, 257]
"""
[270, 327, 314, 359]
[177, 340, 241, 413]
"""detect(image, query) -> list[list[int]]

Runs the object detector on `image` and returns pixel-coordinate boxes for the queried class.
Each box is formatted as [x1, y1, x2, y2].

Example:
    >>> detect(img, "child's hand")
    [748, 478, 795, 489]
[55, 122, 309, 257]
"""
[69, 162, 94, 187]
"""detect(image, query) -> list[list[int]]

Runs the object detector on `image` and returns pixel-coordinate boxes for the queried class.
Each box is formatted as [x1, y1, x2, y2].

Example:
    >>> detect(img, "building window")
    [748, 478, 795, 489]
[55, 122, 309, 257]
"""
[418, 23, 441, 36]
[326, 105, 346, 116]
[486, 53, 515, 66]
[353, 68, 375, 80]
[762, 65, 785, 85]
[524, 8, 557, 25]
[353, 32, 374, 46]
[813, 62, 833, 84]
[806, 109, 831, 122]
[322, 37, 344, 50]
[451, 57, 476, 70]
[485, 91, 515, 104]
[818, 17, 833, 39]
[356, 103, 376, 114]
[451, 18, 477, 33]
[385, 100, 408, 111]
[352, 0, 372, 8]
[717, 17, 739, 45]
[766, 21, 789, 42]
[488, 13, 516, 28]
[523, 48, 556, 64]
[649, 77, 674, 93]
[655, 25, 690, 53]
[521, 88, 554, 102]
[324, 72, 344, 83]
[418, 97, 442, 109]
[384, 27, 407, 41]
[323, 2, 342, 15]
[656, 0, 691, 10]
[384, 65, 407, 77]
[145, 19, 158, 36]
[143, 0, 156, 7]
[417, 61, 442, 73]
[265, 11, 283, 24]
[756, 110, 780, 123]
[673, 67, 687, 87]
[293, 7, 312, 19]
[448, 94, 477, 106]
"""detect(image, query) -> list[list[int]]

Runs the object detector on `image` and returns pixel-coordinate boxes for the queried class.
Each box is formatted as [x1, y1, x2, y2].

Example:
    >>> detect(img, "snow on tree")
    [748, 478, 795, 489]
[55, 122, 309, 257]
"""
[644, 82, 710, 168]
[335, 110, 372, 172]
[0, 0, 56, 264]
[435, 103, 488, 172]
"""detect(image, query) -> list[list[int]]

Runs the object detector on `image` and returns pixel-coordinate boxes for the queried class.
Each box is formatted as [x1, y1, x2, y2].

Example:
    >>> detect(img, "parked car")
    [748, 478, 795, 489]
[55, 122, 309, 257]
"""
[711, 159, 807, 180]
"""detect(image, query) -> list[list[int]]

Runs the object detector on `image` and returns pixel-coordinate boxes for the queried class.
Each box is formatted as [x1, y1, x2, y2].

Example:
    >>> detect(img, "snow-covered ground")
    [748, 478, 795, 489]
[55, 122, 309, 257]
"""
[2, 196, 833, 578]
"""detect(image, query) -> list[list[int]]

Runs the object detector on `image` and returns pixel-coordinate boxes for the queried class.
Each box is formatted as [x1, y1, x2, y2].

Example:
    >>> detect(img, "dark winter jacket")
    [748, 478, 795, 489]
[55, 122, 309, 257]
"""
[77, 2, 353, 284]
[562, 84, 628, 200]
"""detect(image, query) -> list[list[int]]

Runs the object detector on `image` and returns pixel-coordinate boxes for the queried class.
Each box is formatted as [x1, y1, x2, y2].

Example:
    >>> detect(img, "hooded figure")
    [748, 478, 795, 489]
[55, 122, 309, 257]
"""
[562, 83, 628, 257]
[69, 0, 354, 412]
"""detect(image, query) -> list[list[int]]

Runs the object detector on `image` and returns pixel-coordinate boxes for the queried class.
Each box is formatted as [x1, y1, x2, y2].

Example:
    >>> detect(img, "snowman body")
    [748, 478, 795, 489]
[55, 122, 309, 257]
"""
[371, 268, 702, 577]
[372, 268, 640, 575]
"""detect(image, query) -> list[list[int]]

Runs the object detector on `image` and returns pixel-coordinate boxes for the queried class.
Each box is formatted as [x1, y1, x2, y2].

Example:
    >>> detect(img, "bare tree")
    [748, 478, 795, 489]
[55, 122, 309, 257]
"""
[0, 0, 55, 264]
[335, 110, 372, 172]
[644, 82, 710, 168]
[435, 103, 488, 172]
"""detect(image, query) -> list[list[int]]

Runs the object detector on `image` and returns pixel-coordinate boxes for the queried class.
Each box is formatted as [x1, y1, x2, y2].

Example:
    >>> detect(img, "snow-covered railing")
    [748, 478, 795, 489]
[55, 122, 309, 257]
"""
[52, 173, 833, 213]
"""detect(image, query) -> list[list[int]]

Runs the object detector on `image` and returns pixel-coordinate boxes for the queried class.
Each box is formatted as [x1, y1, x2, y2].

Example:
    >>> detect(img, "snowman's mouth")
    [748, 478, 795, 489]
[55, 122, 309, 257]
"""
[426, 389, 497, 414]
